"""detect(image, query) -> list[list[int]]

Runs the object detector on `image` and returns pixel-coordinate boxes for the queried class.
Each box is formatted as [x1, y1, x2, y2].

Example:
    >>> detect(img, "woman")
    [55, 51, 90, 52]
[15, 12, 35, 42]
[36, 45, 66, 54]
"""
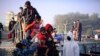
[37, 27, 47, 56]
[45, 24, 59, 56]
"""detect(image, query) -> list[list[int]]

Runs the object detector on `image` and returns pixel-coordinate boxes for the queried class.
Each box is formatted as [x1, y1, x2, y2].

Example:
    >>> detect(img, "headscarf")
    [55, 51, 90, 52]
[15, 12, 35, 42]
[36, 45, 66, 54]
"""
[45, 24, 53, 32]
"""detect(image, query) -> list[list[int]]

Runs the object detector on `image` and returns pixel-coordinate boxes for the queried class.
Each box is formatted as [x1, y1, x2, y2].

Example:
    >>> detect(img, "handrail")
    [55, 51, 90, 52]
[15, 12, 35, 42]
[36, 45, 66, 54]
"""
[7, 17, 26, 43]
[9, 17, 26, 34]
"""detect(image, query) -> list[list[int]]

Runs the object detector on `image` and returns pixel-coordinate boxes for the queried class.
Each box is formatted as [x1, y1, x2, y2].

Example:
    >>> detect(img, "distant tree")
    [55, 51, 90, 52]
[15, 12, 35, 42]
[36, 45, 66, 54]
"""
[54, 12, 100, 35]
[89, 13, 98, 20]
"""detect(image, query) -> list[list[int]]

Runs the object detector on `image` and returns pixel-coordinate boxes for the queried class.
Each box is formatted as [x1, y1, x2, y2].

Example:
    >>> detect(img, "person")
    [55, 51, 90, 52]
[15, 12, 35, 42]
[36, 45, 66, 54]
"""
[12, 42, 37, 56]
[76, 20, 82, 41]
[22, 1, 41, 24]
[36, 27, 47, 56]
[45, 24, 59, 56]
[52, 28, 63, 56]
[18, 7, 24, 21]
[22, 1, 41, 38]
[8, 17, 16, 42]
[63, 34, 80, 56]
[24, 15, 41, 34]
[67, 26, 74, 40]
[17, 7, 25, 39]
[72, 21, 78, 40]
[0, 22, 4, 43]
[23, 15, 41, 41]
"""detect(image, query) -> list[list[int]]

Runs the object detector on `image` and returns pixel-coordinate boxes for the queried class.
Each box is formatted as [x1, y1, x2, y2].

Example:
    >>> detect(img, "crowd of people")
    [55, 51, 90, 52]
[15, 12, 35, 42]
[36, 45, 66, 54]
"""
[6, 1, 81, 56]
[9, 1, 59, 56]
[13, 25, 59, 56]
[62, 20, 82, 56]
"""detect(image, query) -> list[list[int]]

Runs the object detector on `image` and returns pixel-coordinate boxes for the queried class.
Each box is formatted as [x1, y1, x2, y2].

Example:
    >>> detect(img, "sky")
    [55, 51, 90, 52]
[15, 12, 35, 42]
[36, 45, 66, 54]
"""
[0, 0, 100, 25]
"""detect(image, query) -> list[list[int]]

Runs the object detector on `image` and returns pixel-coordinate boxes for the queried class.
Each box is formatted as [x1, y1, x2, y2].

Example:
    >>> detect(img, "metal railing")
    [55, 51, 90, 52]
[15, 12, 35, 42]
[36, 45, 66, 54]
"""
[9, 17, 26, 43]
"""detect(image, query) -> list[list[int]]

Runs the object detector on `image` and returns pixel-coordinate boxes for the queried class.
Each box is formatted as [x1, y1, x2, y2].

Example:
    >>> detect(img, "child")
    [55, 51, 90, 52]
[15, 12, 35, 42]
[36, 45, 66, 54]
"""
[24, 16, 41, 38]
[36, 27, 47, 56]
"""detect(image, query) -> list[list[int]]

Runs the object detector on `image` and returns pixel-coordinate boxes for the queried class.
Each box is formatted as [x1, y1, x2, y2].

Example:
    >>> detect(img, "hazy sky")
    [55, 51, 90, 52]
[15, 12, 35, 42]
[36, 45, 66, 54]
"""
[0, 0, 100, 25]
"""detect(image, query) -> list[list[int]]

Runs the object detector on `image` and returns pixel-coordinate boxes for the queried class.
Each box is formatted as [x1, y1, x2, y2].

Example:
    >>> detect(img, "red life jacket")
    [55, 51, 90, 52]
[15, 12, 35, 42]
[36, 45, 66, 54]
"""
[37, 32, 45, 40]
[37, 32, 46, 48]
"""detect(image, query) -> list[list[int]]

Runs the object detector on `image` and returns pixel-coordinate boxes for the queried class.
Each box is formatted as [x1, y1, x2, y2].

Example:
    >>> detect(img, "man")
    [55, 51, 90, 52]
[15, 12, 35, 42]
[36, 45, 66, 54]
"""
[0, 22, 3, 43]
[73, 21, 78, 40]
[63, 35, 80, 56]
[37, 27, 47, 56]
[18, 7, 25, 39]
[18, 7, 23, 20]
[77, 20, 82, 41]
[45, 24, 59, 56]
[22, 1, 41, 25]
[22, 1, 41, 38]
[8, 17, 16, 42]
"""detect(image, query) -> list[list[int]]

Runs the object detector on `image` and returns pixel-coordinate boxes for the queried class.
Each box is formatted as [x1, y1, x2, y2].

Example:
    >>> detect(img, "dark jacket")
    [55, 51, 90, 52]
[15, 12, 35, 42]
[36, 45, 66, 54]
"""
[78, 22, 82, 32]
[8, 20, 16, 31]
[22, 6, 41, 24]
[0, 23, 3, 31]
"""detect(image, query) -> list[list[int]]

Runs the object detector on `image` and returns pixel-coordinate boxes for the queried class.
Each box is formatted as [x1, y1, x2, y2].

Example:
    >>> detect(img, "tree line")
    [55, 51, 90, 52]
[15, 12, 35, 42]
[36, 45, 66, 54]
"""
[54, 12, 100, 36]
